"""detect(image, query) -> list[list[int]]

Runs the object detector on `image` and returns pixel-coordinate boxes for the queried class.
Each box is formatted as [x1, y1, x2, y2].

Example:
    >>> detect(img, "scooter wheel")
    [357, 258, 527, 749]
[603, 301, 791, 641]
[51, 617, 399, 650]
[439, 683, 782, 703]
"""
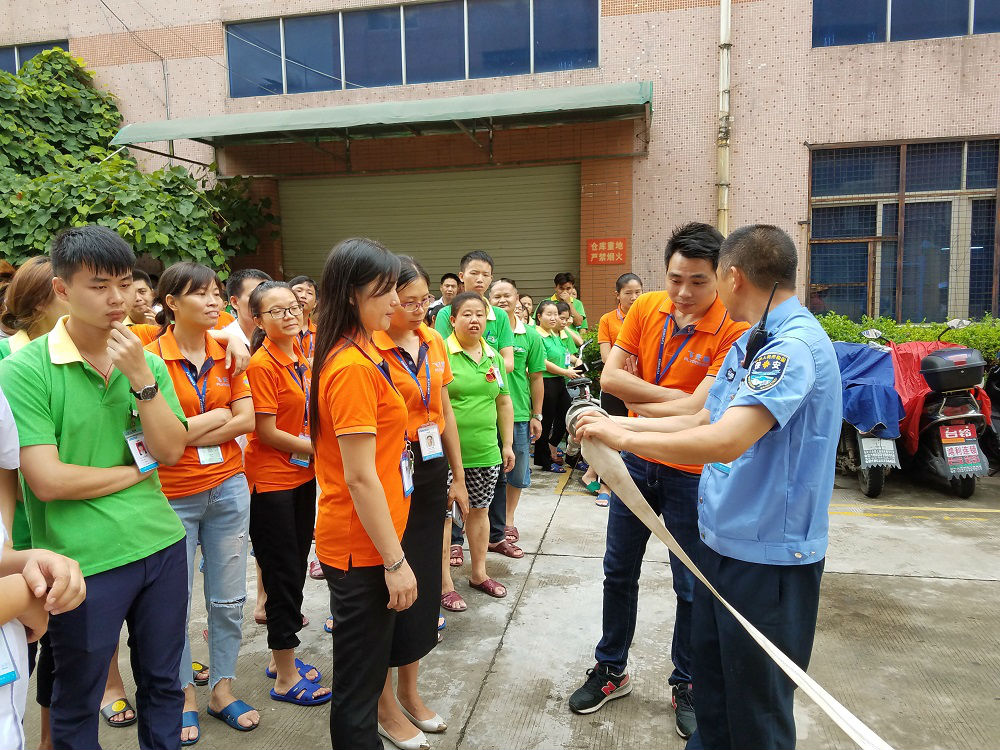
[859, 466, 885, 498]
[950, 475, 976, 498]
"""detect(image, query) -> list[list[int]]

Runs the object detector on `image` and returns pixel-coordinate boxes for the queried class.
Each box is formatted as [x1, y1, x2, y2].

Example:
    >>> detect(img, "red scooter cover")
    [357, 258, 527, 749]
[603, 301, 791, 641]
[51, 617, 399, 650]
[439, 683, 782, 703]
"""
[889, 340, 992, 455]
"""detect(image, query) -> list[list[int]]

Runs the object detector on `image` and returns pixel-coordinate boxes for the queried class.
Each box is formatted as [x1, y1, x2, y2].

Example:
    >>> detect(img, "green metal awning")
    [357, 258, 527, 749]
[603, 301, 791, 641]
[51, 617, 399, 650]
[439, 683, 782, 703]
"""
[110, 81, 652, 149]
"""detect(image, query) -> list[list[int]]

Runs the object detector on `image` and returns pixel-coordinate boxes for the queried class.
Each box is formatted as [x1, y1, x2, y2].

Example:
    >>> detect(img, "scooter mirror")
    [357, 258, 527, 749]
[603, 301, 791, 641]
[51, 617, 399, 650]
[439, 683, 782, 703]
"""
[946, 318, 972, 330]
[861, 328, 883, 340]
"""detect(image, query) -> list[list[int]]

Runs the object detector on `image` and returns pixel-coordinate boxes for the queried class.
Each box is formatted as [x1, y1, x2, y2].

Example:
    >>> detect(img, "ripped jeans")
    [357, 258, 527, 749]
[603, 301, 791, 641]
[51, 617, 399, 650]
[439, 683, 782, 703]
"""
[171, 472, 250, 691]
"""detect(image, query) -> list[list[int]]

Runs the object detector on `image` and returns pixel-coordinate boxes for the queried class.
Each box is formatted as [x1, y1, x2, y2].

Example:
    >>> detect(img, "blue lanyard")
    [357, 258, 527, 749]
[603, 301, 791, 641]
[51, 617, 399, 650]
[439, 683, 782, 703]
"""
[298, 328, 315, 358]
[655, 314, 695, 384]
[264, 343, 310, 428]
[182, 360, 214, 414]
[393, 351, 432, 415]
[347, 338, 409, 443]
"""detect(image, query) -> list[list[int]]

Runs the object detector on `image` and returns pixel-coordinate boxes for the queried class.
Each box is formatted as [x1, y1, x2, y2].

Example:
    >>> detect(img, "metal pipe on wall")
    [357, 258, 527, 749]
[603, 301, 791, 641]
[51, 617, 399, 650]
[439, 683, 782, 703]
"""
[717, 0, 732, 235]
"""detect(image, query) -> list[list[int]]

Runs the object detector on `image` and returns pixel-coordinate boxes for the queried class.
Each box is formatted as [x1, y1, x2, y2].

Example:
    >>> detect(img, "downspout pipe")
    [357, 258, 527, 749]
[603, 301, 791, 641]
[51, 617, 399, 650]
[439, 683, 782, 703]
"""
[717, 0, 732, 235]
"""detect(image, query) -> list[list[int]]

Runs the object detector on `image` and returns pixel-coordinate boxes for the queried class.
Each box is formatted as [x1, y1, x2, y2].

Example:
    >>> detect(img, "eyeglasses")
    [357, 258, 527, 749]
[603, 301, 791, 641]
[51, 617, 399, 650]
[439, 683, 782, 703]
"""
[263, 304, 304, 319]
[400, 295, 435, 312]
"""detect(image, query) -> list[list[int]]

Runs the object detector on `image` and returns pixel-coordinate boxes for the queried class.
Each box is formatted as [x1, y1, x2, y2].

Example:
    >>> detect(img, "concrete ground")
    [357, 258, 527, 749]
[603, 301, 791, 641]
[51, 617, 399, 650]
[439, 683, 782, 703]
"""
[23, 466, 1000, 750]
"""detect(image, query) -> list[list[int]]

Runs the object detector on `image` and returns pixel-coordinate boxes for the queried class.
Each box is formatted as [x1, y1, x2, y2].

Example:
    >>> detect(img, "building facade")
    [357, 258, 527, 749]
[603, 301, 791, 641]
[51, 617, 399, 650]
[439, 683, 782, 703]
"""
[4, 0, 998, 320]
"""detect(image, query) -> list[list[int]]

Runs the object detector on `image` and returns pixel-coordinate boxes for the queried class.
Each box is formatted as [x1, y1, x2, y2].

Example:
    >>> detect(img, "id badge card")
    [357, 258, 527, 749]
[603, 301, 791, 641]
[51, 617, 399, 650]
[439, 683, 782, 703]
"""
[417, 423, 444, 460]
[290, 433, 312, 468]
[401, 450, 414, 497]
[124, 429, 159, 473]
[564, 352, 571, 368]
[197, 445, 224, 465]
[0, 629, 20, 687]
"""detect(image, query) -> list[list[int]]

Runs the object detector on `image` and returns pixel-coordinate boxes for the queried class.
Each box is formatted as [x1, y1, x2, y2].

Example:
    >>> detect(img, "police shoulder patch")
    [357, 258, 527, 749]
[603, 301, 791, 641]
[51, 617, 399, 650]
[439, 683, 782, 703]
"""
[745, 352, 788, 391]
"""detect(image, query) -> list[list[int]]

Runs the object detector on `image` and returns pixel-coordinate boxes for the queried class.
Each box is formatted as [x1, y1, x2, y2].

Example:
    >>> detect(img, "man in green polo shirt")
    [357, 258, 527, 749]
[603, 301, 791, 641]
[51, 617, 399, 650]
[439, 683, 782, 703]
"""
[434, 250, 514, 373]
[549, 271, 588, 334]
[0, 225, 190, 750]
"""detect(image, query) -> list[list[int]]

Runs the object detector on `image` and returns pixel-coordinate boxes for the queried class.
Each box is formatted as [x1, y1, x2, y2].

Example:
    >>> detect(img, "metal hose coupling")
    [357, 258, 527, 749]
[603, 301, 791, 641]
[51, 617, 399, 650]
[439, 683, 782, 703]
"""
[564, 376, 606, 456]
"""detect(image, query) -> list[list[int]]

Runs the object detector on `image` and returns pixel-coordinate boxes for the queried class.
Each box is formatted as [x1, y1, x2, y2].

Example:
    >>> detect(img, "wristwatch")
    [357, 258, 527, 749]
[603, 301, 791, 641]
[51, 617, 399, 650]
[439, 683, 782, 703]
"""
[130, 383, 159, 401]
[532, 413, 543, 421]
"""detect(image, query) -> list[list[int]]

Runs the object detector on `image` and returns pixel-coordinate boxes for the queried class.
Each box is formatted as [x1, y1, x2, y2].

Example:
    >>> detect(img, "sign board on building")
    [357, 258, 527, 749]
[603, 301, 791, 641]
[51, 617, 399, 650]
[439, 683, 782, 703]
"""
[586, 238, 627, 265]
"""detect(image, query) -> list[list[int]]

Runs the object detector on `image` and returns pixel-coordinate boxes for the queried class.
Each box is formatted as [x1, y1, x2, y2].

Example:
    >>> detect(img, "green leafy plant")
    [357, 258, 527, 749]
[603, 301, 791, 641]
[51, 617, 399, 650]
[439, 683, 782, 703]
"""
[580, 329, 603, 396]
[816, 312, 1000, 361]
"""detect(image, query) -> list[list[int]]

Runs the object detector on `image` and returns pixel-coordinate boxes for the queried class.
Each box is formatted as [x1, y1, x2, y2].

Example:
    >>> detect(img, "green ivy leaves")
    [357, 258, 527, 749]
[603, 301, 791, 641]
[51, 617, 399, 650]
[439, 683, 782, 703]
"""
[816, 313, 1000, 361]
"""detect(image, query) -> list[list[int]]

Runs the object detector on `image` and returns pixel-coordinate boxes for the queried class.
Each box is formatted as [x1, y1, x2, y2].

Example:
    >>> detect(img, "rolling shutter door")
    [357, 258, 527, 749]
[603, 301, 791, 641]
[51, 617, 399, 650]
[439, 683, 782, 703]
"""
[279, 164, 580, 302]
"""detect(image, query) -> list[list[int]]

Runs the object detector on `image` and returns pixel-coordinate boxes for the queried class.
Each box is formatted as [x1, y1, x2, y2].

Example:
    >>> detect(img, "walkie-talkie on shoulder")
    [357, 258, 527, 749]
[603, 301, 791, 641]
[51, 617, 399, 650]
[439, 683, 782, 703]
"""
[742, 282, 779, 367]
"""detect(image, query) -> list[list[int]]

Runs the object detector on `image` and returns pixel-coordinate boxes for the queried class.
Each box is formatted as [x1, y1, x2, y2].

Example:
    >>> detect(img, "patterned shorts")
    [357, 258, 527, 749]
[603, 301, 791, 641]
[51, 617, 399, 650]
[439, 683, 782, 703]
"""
[452, 464, 502, 509]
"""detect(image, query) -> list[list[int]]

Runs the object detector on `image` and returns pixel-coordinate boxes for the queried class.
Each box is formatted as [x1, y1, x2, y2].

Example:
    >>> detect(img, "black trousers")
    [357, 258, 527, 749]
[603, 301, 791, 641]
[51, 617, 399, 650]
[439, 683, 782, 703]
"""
[687, 542, 824, 750]
[27, 633, 54, 708]
[322, 563, 396, 750]
[535, 377, 570, 467]
[249, 479, 316, 651]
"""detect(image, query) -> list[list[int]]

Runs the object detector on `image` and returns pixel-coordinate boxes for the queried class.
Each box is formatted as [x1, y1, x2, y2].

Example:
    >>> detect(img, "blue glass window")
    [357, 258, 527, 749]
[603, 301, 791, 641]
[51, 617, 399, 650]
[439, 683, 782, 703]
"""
[226, 21, 283, 97]
[891, 0, 968, 40]
[882, 202, 899, 236]
[404, 2, 465, 84]
[343, 8, 403, 88]
[969, 199, 996, 318]
[812, 0, 887, 46]
[811, 204, 878, 238]
[468, 0, 530, 79]
[974, 0, 1000, 33]
[967, 140, 999, 189]
[284, 15, 341, 94]
[809, 242, 869, 318]
[879, 240, 898, 318]
[534, 0, 599, 72]
[904, 141, 962, 191]
[811, 146, 900, 197]
[901, 201, 951, 322]
[17, 42, 65, 66]
[0, 48, 15, 74]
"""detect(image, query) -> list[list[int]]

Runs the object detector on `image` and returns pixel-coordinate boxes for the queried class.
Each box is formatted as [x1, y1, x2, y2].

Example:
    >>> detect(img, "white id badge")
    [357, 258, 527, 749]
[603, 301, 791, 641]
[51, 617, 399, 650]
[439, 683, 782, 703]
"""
[564, 352, 571, 367]
[197, 445, 224, 465]
[124, 429, 159, 473]
[290, 433, 312, 468]
[401, 451, 414, 497]
[417, 423, 444, 460]
[0, 629, 19, 687]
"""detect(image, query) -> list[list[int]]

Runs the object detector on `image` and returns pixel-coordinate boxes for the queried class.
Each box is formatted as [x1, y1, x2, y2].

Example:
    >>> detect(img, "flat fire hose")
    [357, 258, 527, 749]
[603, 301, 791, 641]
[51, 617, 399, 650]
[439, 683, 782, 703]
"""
[567, 404, 893, 750]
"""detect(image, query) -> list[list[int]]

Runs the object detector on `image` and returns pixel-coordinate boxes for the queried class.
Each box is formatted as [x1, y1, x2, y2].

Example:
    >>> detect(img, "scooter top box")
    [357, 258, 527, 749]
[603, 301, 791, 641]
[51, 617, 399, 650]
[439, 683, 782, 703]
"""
[919, 348, 986, 392]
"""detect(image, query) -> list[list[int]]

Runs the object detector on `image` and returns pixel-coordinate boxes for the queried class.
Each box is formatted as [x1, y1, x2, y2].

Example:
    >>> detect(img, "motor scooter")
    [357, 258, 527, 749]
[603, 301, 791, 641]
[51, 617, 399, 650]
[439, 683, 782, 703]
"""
[890, 319, 991, 498]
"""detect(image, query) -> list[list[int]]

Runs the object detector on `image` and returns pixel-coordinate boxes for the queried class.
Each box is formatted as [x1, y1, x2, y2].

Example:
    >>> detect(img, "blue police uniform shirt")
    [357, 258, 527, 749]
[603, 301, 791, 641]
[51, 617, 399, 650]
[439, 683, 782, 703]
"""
[698, 296, 842, 566]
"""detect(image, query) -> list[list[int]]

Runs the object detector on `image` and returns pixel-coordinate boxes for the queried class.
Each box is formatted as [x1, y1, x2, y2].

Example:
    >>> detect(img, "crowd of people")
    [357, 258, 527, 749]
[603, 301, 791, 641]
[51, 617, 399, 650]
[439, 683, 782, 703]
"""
[0, 220, 839, 750]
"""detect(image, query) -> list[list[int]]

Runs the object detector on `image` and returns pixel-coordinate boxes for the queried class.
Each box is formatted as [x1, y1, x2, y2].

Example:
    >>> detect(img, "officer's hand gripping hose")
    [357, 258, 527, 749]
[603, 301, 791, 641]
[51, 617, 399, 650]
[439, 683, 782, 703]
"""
[564, 380, 893, 750]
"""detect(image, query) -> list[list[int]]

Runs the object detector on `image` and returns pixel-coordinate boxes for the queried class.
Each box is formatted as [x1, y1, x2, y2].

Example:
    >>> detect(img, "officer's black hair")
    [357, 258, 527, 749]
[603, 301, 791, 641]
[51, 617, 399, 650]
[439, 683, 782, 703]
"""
[50, 225, 135, 281]
[553, 272, 576, 287]
[288, 275, 317, 292]
[664, 222, 725, 270]
[440, 272, 460, 285]
[227, 268, 272, 301]
[615, 273, 642, 292]
[718, 224, 797, 291]
[459, 250, 494, 271]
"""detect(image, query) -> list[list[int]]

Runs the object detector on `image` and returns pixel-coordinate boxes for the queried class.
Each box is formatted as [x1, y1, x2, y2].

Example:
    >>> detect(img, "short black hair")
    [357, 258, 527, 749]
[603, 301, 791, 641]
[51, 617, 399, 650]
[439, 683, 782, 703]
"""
[719, 225, 798, 291]
[132, 269, 152, 287]
[288, 275, 317, 291]
[459, 250, 494, 271]
[450, 291, 489, 316]
[553, 272, 576, 287]
[554, 300, 571, 315]
[50, 225, 135, 280]
[440, 272, 460, 285]
[227, 268, 272, 300]
[664, 222, 725, 270]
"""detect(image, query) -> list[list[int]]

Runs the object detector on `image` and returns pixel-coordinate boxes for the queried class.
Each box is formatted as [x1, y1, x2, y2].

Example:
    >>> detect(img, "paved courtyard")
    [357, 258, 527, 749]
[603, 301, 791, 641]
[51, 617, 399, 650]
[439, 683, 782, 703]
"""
[23, 466, 1000, 750]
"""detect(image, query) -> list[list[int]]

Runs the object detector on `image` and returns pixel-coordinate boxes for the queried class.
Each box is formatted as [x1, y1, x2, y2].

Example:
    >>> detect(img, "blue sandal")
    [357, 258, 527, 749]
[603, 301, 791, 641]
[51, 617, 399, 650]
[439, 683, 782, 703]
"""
[549, 463, 566, 473]
[181, 710, 200, 746]
[596, 492, 611, 507]
[270, 677, 332, 706]
[206, 699, 258, 732]
[264, 657, 321, 683]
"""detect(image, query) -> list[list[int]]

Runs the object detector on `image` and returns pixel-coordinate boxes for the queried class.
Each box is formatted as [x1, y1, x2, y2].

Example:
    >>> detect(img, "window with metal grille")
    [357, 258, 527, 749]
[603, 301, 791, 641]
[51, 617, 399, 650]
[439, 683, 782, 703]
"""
[808, 139, 999, 322]
[0, 41, 69, 74]
[812, 0, 997, 47]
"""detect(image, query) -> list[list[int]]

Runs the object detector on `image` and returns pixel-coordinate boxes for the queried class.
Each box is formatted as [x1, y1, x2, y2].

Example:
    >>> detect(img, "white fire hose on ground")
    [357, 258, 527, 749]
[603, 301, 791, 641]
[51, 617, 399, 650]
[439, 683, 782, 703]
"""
[565, 397, 893, 750]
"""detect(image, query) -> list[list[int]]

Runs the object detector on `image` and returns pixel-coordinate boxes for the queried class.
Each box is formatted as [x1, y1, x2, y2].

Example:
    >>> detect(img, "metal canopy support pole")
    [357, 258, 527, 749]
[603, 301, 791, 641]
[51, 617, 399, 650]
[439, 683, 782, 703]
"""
[122, 143, 212, 167]
[454, 119, 485, 149]
[716, 0, 733, 235]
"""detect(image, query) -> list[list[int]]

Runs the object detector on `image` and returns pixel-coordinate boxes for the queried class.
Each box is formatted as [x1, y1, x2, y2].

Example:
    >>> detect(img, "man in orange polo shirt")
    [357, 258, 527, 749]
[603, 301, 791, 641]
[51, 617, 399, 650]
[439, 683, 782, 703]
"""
[568, 223, 748, 741]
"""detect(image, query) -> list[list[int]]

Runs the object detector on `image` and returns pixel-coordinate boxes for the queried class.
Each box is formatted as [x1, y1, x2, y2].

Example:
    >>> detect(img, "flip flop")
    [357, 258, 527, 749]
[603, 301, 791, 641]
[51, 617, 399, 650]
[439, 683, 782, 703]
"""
[596, 492, 611, 507]
[576, 460, 590, 472]
[504, 525, 519, 543]
[100, 698, 137, 728]
[181, 710, 200, 746]
[548, 463, 566, 473]
[440, 590, 467, 612]
[192, 661, 209, 687]
[449, 544, 464, 567]
[579, 476, 601, 494]
[270, 677, 332, 706]
[206, 699, 258, 732]
[438, 615, 446, 631]
[324, 616, 334, 633]
[469, 578, 507, 598]
[265, 657, 321, 683]
[308, 559, 325, 580]
[488, 539, 524, 559]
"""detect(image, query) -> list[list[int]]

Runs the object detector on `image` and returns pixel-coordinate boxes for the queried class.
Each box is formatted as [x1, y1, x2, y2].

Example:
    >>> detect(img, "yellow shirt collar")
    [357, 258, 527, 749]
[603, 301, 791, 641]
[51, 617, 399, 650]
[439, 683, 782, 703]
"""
[512, 318, 526, 335]
[8, 329, 30, 353]
[446, 333, 495, 358]
[47, 317, 85, 365]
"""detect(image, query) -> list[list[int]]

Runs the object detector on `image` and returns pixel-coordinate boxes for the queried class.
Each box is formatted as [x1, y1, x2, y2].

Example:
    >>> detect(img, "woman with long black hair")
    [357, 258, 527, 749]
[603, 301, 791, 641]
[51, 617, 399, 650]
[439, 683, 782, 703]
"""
[309, 238, 419, 750]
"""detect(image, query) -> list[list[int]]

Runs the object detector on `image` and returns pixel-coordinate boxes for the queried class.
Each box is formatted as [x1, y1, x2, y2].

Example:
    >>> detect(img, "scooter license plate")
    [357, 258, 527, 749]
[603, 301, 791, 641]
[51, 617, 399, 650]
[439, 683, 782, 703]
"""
[939, 423, 986, 476]
[859, 437, 900, 469]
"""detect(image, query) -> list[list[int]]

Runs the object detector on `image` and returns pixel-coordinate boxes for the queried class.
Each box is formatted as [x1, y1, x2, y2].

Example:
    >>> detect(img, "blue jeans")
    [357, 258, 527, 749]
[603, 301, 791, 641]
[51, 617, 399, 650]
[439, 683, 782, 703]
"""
[506, 421, 532, 489]
[595, 453, 700, 684]
[170, 473, 250, 690]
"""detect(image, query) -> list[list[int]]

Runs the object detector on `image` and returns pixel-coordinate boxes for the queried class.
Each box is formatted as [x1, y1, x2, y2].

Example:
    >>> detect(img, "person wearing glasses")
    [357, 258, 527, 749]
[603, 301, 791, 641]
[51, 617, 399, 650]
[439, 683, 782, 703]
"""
[245, 282, 330, 708]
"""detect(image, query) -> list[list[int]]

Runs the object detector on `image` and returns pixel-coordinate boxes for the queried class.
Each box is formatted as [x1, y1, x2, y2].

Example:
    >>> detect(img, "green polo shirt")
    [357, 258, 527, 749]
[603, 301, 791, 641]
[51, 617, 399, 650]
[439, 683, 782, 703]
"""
[538, 327, 570, 379]
[0, 330, 32, 551]
[0, 318, 187, 577]
[434, 302, 514, 353]
[542, 295, 588, 331]
[509, 321, 546, 422]
[444, 335, 510, 468]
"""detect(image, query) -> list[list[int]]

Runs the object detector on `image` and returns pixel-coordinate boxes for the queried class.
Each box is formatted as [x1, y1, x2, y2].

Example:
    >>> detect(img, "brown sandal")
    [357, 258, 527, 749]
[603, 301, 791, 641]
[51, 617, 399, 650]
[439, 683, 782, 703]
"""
[488, 539, 524, 559]
[441, 591, 467, 611]
[469, 578, 507, 598]
[504, 525, 519, 543]
[449, 544, 464, 567]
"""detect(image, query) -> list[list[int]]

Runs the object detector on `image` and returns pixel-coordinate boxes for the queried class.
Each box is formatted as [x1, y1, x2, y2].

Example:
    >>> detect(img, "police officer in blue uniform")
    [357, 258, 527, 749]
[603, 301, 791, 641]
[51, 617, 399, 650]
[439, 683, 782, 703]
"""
[575, 224, 842, 750]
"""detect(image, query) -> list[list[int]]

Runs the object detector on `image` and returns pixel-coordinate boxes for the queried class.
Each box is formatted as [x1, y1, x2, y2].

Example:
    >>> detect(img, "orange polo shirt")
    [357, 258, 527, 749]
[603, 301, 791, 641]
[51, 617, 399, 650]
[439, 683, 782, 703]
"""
[145, 327, 252, 499]
[597, 307, 627, 346]
[297, 319, 317, 361]
[244, 337, 315, 492]
[314, 337, 409, 570]
[372, 324, 453, 439]
[615, 291, 749, 474]
[130, 323, 161, 346]
[214, 310, 235, 330]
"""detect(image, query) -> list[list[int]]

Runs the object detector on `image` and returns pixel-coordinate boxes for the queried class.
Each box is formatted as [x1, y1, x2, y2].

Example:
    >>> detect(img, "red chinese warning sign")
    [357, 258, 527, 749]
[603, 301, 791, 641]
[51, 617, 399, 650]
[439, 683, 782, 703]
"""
[586, 238, 627, 265]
